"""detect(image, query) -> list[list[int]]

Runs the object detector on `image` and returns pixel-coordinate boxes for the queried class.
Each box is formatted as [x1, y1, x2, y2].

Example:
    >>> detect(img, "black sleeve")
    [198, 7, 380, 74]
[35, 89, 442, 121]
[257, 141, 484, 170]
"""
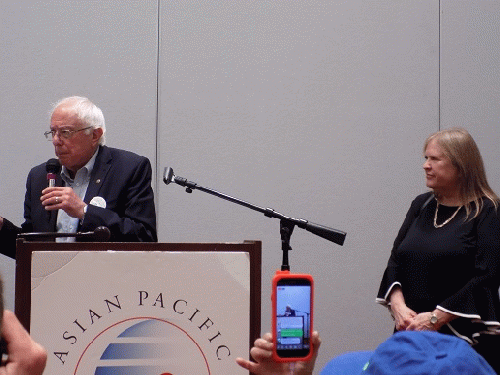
[1, 170, 36, 259]
[0, 218, 21, 259]
[438, 201, 500, 321]
[376, 193, 433, 303]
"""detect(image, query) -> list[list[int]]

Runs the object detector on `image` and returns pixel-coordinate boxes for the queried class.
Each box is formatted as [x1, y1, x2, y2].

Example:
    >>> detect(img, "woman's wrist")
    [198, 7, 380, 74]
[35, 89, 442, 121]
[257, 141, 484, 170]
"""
[389, 286, 404, 303]
[430, 309, 454, 330]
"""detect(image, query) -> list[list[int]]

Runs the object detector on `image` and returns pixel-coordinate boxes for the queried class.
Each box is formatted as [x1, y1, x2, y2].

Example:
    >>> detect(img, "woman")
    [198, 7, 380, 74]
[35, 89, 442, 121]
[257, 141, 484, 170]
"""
[377, 128, 500, 372]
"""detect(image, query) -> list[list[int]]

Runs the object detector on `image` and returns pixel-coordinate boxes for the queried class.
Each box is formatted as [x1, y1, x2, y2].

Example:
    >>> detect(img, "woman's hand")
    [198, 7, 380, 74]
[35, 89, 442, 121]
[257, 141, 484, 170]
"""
[406, 312, 437, 331]
[235, 331, 321, 375]
[389, 287, 417, 331]
[406, 310, 454, 331]
[391, 303, 418, 331]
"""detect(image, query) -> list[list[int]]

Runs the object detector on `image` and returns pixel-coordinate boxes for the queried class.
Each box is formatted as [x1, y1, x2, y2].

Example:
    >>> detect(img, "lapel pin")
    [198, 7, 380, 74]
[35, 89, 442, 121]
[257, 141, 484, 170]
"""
[96, 179, 101, 184]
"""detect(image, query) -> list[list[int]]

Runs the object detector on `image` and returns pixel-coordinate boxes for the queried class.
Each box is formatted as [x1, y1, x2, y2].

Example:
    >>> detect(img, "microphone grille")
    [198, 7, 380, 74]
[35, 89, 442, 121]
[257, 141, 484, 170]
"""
[93, 226, 111, 242]
[46, 158, 61, 174]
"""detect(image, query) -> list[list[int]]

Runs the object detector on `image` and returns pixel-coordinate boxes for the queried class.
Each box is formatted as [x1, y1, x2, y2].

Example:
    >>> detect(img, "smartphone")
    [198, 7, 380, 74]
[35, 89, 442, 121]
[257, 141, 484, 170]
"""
[272, 271, 314, 362]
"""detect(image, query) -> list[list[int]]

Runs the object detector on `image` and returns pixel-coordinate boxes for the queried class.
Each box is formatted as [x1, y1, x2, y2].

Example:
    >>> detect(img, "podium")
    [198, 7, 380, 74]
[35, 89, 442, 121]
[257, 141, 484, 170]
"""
[15, 239, 261, 375]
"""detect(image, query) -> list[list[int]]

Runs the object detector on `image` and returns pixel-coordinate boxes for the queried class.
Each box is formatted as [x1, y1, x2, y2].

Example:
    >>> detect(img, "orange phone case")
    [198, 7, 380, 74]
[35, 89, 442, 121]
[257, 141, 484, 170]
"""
[271, 270, 314, 362]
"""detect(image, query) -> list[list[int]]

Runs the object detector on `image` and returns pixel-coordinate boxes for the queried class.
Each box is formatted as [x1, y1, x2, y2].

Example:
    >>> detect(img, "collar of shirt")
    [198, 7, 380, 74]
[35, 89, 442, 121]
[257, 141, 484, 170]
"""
[56, 147, 99, 241]
[61, 147, 99, 185]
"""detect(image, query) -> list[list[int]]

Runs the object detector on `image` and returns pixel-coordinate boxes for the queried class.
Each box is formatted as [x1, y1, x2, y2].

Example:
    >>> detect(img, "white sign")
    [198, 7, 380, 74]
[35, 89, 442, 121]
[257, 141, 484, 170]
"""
[30, 251, 250, 375]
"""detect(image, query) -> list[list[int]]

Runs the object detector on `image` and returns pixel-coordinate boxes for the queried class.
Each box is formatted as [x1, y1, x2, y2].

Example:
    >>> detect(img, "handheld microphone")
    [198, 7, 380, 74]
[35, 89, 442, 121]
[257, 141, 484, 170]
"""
[46, 158, 61, 187]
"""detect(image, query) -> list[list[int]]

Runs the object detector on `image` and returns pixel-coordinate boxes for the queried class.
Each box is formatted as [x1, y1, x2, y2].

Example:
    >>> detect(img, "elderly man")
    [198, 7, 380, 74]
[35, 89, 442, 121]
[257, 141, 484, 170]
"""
[0, 96, 157, 258]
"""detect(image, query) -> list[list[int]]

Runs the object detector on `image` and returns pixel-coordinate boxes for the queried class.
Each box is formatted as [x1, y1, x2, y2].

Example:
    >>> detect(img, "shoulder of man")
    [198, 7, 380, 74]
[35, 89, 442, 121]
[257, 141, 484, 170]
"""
[100, 146, 151, 165]
[28, 160, 51, 176]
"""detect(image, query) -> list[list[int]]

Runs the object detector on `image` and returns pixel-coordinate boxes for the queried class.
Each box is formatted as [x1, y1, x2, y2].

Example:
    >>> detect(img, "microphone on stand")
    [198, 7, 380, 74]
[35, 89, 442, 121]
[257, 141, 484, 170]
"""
[46, 158, 61, 188]
[163, 167, 347, 246]
[17, 226, 111, 242]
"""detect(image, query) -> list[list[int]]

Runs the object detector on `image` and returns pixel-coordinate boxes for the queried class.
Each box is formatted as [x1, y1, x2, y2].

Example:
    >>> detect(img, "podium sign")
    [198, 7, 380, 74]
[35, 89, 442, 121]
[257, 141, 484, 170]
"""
[15, 241, 261, 375]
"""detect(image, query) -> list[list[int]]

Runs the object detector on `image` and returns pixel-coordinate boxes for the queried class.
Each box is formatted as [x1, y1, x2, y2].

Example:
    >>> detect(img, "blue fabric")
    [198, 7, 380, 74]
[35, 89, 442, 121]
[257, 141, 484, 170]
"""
[320, 351, 372, 375]
[320, 331, 496, 375]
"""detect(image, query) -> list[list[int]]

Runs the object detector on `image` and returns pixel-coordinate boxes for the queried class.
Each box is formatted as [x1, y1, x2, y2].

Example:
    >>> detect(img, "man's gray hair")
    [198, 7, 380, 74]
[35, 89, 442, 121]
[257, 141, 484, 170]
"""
[51, 96, 106, 145]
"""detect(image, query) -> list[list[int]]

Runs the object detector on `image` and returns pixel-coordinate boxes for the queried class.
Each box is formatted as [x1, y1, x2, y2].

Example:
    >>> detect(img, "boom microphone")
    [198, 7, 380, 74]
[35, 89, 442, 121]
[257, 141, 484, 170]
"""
[17, 226, 111, 242]
[46, 158, 61, 187]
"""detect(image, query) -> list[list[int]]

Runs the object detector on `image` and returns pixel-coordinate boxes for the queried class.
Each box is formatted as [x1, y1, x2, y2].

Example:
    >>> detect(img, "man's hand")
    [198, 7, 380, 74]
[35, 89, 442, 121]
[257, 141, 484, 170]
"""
[41, 187, 86, 219]
[0, 310, 47, 375]
[235, 331, 321, 375]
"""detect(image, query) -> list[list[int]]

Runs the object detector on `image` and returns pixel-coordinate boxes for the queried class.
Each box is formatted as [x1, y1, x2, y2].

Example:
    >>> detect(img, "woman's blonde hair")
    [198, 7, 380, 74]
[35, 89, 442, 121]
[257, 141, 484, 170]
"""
[424, 127, 499, 218]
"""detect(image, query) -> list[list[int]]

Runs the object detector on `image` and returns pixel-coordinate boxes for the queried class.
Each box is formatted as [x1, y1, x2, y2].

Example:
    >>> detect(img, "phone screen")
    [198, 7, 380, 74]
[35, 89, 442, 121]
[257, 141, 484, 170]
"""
[275, 278, 312, 358]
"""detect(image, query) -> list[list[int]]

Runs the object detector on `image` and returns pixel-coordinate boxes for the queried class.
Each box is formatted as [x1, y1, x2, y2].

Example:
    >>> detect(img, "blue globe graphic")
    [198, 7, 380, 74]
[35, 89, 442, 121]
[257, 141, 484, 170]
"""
[74, 317, 211, 375]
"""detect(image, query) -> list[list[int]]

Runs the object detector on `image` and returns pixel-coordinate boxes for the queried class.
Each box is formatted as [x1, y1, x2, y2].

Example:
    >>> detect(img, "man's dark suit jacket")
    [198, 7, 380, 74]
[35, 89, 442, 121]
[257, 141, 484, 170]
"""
[0, 145, 157, 258]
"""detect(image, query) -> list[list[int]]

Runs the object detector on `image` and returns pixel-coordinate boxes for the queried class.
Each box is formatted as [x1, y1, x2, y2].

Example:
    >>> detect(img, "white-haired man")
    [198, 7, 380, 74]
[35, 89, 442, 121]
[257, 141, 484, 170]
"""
[0, 96, 157, 258]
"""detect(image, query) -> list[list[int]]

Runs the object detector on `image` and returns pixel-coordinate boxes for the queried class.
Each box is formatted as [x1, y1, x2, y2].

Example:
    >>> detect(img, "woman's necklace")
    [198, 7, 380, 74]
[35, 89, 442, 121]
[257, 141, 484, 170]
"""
[433, 202, 462, 228]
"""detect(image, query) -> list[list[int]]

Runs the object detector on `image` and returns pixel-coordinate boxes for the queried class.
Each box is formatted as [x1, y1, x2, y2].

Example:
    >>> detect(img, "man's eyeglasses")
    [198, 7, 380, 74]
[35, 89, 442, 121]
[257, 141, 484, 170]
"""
[44, 126, 93, 141]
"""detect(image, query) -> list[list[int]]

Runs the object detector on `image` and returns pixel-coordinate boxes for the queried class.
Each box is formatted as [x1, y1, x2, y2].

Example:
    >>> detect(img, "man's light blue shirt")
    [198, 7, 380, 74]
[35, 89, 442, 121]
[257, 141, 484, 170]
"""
[56, 149, 99, 242]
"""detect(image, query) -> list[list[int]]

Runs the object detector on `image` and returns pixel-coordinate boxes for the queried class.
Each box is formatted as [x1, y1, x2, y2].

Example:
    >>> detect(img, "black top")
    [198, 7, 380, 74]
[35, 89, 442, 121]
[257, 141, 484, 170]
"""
[377, 192, 500, 342]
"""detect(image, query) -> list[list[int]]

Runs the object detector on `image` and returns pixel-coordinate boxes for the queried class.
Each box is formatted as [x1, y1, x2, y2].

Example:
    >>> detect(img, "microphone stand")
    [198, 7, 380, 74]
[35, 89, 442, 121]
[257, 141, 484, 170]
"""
[163, 167, 346, 271]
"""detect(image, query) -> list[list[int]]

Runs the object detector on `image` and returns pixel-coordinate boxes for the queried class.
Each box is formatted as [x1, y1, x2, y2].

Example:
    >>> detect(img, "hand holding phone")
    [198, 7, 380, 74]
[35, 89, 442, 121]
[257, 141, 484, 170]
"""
[0, 310, 47, 374]
[272, 271, 314, 362]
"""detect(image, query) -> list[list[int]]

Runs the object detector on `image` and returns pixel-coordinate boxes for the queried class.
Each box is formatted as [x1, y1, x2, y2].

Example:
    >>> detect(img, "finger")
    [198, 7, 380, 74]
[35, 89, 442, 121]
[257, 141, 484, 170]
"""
[41, 187, 56, 195]
[236, 357, 266, 374]
[235, 357, 256, 372]
[42, 196, 61, 209]
[1, 310, 47, 367]
[1, 310, 29, 343]
[254, 337, 274, 351]
[310, 331, 321, 361]
[397, 320, 409, 330]
[402, 318, 413, 326]
[41, 186, 65, 195]
[249, 346, 275, 365]
[40, 192, 53, 203]
[40, 191, 60, 203]
[262, 332, 273, 342]
[311, 331, 322, 352]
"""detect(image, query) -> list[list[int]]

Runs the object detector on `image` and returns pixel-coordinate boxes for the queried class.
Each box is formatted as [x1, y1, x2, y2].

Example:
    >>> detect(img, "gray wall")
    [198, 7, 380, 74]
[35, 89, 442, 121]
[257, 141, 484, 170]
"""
[1, 1, 499, 373]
